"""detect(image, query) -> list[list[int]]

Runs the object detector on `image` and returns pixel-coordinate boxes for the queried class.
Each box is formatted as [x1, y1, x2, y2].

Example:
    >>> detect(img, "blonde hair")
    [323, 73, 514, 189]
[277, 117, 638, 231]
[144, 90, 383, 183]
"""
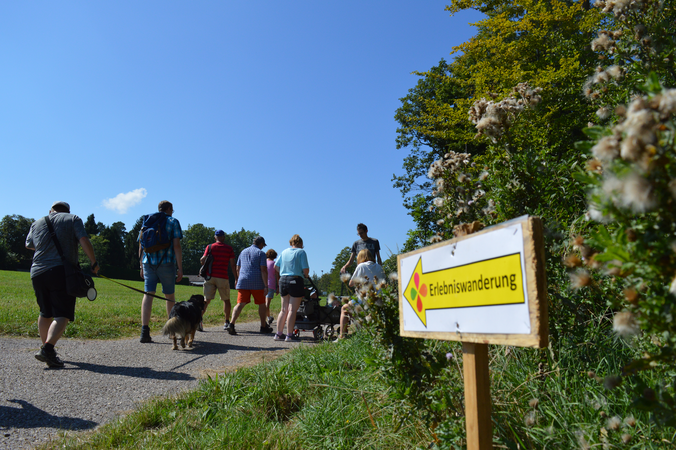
[289, 234, 303, 248]
[357, 249, 374, 264]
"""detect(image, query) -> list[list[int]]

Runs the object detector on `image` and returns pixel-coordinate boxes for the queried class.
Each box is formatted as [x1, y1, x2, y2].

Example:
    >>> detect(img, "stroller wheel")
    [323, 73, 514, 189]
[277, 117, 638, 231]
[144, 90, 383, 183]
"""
[325, 325, 335, 340]
[313, 326, 323, 340]
[292, 328, 301, 337]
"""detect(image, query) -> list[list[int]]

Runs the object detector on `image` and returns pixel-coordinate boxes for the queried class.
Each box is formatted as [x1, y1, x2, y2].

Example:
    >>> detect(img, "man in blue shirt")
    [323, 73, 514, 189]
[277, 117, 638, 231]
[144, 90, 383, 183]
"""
[138, 200, 183, 343]
[228, 236, 273, 335]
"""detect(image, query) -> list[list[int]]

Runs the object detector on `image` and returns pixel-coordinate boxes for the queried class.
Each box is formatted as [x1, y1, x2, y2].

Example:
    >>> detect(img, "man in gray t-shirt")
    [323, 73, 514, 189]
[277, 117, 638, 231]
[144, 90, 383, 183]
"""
[25, 201, 99, 368]
[341, 223, 382, 273]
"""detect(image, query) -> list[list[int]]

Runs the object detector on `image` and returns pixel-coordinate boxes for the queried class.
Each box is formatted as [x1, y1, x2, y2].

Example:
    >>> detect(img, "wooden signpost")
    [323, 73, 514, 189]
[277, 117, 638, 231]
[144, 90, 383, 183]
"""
[397, 216, 548, 450]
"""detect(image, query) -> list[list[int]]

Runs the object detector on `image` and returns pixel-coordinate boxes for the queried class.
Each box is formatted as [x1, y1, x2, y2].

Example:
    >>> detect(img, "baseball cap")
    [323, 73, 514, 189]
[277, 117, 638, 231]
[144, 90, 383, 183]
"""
[215, 230, 225, 236]
[51, 201, 71, 213]
[254, 236, 266, 247]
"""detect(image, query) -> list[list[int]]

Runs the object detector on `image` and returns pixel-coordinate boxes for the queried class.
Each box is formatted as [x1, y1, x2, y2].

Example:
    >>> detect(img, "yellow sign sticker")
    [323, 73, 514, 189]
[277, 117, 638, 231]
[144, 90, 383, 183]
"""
[403, 253, 526, 327]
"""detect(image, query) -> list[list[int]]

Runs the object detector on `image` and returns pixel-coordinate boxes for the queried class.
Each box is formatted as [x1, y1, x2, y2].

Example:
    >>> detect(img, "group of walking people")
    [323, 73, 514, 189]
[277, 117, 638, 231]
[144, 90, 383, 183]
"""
[25, 200, 386, 368]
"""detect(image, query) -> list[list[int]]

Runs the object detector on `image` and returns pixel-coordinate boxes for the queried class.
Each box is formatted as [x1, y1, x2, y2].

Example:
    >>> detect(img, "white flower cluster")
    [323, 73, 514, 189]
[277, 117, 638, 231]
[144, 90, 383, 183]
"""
[468, 83, 542, 142]
[583, 66, 624, 103]
[426, 151, 489, 224]
[591, 30, 619, 53]
[427, 151, 472, 185]
[588, 89, 676, 218]
[595, 0, 651, 19]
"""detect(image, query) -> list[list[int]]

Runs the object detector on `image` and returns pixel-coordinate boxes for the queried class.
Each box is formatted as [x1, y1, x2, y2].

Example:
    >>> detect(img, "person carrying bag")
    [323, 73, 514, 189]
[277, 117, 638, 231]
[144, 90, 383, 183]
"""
[44, 216, 97, 301]
[25, 201, 100, 368]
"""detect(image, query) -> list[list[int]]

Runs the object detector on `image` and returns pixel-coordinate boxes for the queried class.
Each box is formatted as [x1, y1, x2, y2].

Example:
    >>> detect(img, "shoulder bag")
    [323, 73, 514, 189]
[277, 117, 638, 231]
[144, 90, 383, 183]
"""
[199, 244, 213, 280]
[45, 216, 97, 301]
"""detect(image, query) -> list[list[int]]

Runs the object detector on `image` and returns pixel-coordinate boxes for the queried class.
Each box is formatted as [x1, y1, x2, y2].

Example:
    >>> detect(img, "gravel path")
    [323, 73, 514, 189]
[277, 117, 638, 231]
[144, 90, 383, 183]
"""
[0, 322, 304, 449]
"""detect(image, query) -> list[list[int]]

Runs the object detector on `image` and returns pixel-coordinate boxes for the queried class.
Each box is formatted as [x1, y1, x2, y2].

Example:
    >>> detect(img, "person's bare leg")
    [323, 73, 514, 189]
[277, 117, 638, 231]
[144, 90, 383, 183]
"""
[165, 293, 176, 317]
[339, 304, 350, 338]
[38, 316, 51, 344]
[258, 303, 267, 327]
[45, 317, 69, 345]
[230, 302, 245, 325]
[285, 297, 302, 336]
[141, 293, 155, 326]
[276, 295, 290, 335]
[223, 300, 232, 322]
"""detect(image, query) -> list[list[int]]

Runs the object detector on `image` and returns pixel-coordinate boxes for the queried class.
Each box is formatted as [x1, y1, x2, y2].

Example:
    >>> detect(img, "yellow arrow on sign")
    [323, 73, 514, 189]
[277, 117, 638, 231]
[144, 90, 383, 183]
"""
[403, 253, 526, 327]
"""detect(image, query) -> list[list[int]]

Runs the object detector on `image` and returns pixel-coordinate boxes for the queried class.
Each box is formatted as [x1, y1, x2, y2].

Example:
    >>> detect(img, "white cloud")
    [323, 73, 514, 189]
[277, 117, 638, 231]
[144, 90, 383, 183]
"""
[102, 188, 147, 214]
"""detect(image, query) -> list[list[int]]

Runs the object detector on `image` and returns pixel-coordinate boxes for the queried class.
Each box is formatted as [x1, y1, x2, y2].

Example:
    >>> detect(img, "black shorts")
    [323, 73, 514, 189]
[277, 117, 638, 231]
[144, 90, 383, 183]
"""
[279, 276, 305, 298]
[32, 266, 76, 321]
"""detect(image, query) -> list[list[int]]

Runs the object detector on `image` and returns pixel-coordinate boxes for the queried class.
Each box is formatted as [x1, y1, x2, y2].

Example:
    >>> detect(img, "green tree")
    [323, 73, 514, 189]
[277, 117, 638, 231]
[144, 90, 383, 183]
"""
[182, 224, 216, 275]
[323, 247, 351, 296]
[224, 228, 259, 257]
[0, 215, 34, 270]
[84, 214, 98, 236]
[123, 217, 144, 279]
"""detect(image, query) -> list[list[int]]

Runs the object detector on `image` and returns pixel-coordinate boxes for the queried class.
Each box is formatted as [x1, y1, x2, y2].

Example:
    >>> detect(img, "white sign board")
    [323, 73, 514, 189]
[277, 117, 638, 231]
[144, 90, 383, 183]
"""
[398, 215, 547, 348]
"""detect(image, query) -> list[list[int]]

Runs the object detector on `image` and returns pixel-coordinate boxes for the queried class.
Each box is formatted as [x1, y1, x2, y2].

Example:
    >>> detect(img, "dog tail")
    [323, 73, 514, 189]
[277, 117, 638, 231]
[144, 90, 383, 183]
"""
[162, 317, 186, 337]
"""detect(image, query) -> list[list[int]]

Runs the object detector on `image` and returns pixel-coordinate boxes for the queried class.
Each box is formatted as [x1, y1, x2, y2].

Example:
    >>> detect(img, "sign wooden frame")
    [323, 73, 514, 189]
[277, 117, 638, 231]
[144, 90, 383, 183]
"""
[397, 215, 548, 348]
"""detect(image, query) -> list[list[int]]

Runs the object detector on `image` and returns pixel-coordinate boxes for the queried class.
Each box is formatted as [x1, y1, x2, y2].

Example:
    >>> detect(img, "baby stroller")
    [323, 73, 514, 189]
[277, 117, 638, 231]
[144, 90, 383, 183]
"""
[291, 277, 341, 340]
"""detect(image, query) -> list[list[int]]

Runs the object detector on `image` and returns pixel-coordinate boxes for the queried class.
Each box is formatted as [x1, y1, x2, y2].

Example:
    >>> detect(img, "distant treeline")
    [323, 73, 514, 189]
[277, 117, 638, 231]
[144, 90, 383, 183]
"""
[0, 214, 258, 282]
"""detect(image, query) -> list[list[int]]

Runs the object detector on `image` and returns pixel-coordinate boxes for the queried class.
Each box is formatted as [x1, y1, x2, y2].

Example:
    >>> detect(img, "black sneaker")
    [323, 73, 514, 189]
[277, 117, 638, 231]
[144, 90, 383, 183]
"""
[285, 334, 301, 342]
[260, 325, 274, 334]
[223, 321, 231, 330]
[35, 347, 64, 368]
[227, 323, 237, 335]
[140, 326, 152, 343]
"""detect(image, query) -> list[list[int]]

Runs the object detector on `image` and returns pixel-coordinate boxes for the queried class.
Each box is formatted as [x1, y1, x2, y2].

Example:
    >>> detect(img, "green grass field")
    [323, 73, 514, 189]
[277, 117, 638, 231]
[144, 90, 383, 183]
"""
[44, 332, 431, 450]
[0, 270, 280, 340]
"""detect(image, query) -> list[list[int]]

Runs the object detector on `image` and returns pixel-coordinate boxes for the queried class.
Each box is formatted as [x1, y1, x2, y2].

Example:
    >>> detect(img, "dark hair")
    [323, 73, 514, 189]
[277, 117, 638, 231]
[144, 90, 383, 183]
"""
[158, 201, 173, 212]
[266, 249, 278, 259]
[357, 223, 368, 232]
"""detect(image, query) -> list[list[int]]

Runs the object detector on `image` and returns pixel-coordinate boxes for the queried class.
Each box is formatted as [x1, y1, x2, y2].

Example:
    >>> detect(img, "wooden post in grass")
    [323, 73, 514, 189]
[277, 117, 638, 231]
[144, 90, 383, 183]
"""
[397, 216, 548, 450]
[463, 342, 492, 450]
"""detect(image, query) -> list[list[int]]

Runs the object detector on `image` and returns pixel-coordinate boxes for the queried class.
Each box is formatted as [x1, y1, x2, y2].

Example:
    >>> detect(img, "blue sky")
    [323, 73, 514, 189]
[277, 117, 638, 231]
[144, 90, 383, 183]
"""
[0, 1, 482, 275]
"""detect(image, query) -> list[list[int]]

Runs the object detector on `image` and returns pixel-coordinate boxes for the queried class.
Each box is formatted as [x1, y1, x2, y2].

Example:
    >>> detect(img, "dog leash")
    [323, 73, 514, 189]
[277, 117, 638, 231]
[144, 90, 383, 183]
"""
[96, 273, 176, 302]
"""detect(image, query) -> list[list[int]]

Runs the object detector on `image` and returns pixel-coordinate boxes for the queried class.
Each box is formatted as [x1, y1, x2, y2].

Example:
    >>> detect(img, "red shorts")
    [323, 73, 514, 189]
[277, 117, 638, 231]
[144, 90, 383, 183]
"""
[237, 289, 266, 305]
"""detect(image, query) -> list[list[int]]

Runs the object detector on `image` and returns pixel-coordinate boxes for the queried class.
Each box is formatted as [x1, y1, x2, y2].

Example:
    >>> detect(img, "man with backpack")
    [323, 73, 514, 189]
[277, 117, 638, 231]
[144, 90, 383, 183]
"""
[200, 229, 236, 331]
[138, 200, 183, 343]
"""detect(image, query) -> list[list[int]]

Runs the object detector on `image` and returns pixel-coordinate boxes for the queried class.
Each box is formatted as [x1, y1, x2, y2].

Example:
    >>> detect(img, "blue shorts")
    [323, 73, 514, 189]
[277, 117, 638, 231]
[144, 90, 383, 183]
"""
[143, 262, 177, 295]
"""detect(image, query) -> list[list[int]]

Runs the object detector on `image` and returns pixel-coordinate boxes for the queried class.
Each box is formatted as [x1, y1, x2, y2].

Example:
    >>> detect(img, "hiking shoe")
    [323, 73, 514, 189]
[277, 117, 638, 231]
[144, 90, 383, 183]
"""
[285, 334, 301, 342]
[227, 323, 237, 335]
[35, 347, 64, 368]
[140, 326, 152, 343]
[260, 325, 274, 334]
[198, 322, 204, 332]
[267, 316, 274, 325]
[223, 321, 230, 330]
[273, 333, 286, 341]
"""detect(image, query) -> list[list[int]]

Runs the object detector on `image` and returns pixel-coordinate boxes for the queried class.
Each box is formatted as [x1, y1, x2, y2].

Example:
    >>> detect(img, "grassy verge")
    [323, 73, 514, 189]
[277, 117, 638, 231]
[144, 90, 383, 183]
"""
[43, 333, 431, 450]
[0, 270, 281, 339]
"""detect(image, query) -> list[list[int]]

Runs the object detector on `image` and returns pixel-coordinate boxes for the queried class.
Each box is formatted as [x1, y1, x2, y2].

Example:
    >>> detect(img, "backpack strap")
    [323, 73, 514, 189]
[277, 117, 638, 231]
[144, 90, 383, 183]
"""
[44, 216, 67, 263]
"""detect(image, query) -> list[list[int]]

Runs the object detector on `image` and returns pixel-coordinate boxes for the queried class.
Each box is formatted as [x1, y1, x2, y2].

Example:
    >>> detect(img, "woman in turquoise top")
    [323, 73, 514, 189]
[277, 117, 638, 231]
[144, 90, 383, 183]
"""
[273, 234, 310, 342]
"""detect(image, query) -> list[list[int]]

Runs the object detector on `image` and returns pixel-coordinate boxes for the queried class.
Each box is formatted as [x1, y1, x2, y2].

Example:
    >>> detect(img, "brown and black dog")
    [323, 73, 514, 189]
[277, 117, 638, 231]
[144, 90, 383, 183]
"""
[161, 294, 205, 350]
